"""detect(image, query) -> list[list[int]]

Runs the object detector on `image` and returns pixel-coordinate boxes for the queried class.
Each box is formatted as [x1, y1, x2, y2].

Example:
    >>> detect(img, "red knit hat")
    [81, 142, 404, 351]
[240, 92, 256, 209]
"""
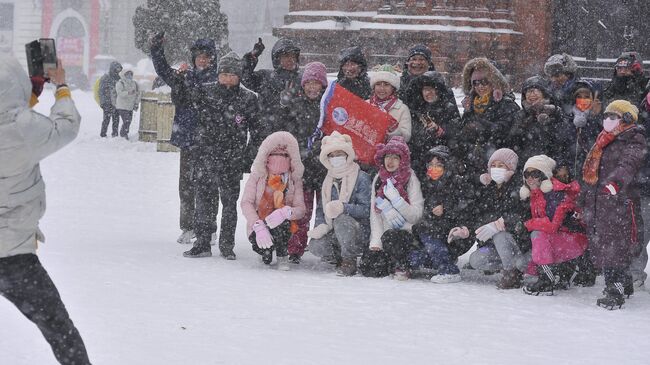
[374, 136, 411, 168]
[301, 62, 328, 88]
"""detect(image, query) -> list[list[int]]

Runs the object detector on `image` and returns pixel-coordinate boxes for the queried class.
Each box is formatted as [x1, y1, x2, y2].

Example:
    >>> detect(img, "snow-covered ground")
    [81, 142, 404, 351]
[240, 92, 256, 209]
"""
[2, 90, 649, 365]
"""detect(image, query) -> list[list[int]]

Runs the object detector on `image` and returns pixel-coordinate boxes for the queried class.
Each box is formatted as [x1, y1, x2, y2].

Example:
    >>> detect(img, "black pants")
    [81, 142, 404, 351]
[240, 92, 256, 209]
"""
[116, 109, 133, 138]
[250, 221, 292, 257]
[193, 152, 241, 253]
[0, 254, 90, 365]
[359, 229, 415, 277]
[100, 106, 119, 137]
[179, 147, 198, 232]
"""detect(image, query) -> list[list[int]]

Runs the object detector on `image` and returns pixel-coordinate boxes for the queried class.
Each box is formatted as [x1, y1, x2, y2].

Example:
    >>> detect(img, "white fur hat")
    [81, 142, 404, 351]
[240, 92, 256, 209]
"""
[319, 131, 356, 169]
[369, 64, 401, 90]
[519, 155, 556, 200]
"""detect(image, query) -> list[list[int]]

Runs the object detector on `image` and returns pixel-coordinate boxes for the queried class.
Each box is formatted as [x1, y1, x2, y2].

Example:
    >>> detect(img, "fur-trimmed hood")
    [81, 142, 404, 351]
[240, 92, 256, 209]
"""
[250, 131, 304, 179]
[462, 58, 510, 99]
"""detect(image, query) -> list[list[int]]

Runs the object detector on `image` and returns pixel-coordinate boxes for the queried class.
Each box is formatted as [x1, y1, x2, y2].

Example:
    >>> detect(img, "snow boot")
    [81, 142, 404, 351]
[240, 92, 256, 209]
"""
[336, 258, 357, 277]
[597, 283, 625, 310]
[277, 256, 290, 271]
[572, 254, 596, 287]
[496, 269, 523, 289]
[288, 254, 301, 264]
[220, 249, 236, 261]
[553, 262, 575, 290]
[523, 265, 557, 296]
[177, 230, 195, 244]
[183, 244, 212, 258]
[261, 249, 273, 265]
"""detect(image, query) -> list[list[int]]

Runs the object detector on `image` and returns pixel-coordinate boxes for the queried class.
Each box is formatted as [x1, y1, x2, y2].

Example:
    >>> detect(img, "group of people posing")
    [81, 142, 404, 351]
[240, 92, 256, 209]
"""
[150, 32, 650, 310]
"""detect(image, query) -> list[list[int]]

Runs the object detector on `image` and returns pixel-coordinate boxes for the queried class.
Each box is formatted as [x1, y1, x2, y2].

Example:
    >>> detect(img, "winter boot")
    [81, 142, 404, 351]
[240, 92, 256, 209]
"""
[277, 256, 290, 271]
[572, 255, 596, 287]
[261, 249, 273, 265]
[220, 249, 236, 261]
[523, 265, 557, 296]
[288, 254, 301, 264]
[182, 244, 212, 258]
[553, 262, 575, 290]
[496, 269, 523, 289]
[177, 230, 195, 244]
[597, 283, 625, 310]
[623, 275, 634, 298]
[336, 258, 358, 277]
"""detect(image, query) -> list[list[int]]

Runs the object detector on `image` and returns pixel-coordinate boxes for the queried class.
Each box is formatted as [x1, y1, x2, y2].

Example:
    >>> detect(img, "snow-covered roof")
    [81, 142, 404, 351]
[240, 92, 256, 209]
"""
[281, 20, 521, 35]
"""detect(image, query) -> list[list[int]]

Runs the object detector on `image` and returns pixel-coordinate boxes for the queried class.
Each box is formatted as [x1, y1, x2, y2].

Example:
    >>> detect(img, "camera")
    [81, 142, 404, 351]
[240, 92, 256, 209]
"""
[25, 38, 57, 78]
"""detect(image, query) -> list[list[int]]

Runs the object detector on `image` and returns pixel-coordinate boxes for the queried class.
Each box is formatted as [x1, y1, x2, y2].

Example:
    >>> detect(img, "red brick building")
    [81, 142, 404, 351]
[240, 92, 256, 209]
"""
[274, 0, 554, 88]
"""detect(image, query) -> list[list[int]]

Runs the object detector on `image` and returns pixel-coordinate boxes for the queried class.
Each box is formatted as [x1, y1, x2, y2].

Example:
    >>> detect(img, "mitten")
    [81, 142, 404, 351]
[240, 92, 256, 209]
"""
[324, 200, 345, 220]
[447, 226, 470, 243]
[382, 208, 406, 229]
[494, 217, 505, 231]
[265, 206, 292, 229]
[150, 31, 165, 48]
[253, 220, 273, 249]
[573, 112, 587, 128]
[308, 224, 331, 239]
[603, 182, 620, 196]
[475, 222, 499, 242]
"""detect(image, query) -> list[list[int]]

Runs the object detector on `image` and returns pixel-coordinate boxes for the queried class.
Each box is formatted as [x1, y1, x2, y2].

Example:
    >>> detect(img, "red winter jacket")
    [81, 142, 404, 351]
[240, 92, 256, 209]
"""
[524, 178, 582, 234]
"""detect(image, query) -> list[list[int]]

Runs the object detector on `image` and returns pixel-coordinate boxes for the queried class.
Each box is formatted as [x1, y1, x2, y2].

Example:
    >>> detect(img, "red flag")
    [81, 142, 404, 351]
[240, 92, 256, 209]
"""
[319, 83, 397, 164]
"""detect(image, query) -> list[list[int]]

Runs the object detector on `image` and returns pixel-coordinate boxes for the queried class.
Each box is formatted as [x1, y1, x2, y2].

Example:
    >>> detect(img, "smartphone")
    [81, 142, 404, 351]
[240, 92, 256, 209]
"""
[25, 38, 57, 78]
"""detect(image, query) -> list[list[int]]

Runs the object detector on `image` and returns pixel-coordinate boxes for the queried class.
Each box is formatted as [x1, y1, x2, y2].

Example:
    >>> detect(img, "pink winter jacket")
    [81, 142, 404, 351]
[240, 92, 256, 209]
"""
[241, 131, 306, 236]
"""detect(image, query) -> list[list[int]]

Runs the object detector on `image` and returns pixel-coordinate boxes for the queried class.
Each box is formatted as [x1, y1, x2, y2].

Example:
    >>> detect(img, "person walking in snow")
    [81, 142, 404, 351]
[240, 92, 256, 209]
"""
[466, 148, 531, 289]
[308, 132, 372, 276]
[114, 69, 141, 139]
[98, 60, 122, 137]
[518, 155, 588, 296]
[582, 100, 647, 309]
[277, 62, 329, 264]
[241, 132, 306, 270]
[150, 32, 220, 246]
[335, 46, 372, 100]
[368, 65, 412, 143]
[183, 51, 265, 260]
[0, 54, 91, 364]
[360, 136, 424, 280]
[242, 37, 302, 133]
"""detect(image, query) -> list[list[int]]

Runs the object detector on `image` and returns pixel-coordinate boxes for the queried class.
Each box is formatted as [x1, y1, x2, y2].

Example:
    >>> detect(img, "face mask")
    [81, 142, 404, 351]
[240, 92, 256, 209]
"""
[490, 168, 508, 184]
[329, 156, 347, 169]
[267, 155, 290, 175]
[575, 97, 592, 112]
[603, 117, 620, 132]
[427, 166, 445, 181]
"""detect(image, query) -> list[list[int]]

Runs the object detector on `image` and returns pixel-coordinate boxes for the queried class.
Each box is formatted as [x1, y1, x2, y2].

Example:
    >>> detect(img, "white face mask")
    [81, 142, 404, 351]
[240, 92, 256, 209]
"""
[329, 156, 347, 169]
[490, 167, 508, 184]
[603, 117, 620, 132]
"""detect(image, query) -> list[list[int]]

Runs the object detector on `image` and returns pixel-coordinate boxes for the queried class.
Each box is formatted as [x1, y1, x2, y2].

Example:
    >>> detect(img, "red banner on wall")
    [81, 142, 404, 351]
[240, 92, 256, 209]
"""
[57, 37, 83, 67]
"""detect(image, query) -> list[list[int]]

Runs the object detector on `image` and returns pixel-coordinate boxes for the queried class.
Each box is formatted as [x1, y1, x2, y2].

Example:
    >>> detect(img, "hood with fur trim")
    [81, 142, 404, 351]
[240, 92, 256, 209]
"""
[462, 58, 510, 101]
[250, 131, 304, 179]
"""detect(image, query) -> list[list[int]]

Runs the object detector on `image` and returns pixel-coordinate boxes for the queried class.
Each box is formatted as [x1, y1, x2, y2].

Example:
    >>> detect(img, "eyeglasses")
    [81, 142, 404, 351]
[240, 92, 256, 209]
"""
[523, 170, 544, 179]
[472, 79, 490, 87]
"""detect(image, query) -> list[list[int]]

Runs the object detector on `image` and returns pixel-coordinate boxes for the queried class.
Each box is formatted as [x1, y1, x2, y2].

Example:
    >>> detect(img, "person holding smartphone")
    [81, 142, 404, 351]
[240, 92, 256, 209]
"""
[0, 54, 91, 364]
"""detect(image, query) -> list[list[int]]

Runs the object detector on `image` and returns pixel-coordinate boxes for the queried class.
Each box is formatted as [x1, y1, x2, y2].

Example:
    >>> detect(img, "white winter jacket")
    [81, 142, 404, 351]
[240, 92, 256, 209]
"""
[0, 54, 81, 258]
[369, 170, 424, 249]
[385, 99, 412, 143]
[115, 74, 140, 111]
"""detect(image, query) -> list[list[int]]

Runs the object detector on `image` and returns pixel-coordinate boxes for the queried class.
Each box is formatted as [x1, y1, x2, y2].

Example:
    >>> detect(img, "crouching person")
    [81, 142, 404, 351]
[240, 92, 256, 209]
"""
[241, 132, 306, 270]
[307, 132, 372, 276]
[519, 155, 588, 295]
[467, 148, 531, 289]
[410, 146, 475, 283]
[360, 136, 424, 280]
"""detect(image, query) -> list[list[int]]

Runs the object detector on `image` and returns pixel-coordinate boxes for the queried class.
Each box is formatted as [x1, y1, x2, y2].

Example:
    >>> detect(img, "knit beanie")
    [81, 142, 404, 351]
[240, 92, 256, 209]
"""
[544, 53, 578, 77]
[605, 100, 639, 123]
[301, 61, 328, 88]
[374, 135, 411, 167]
[479, 148, 518, 185]
[519, 155, 556, 200]
[408, 44, 432, 63]
[615, 51, 643, 74]
[218, 51, 243, 77]
[370, 64, 401, 90]
[319, 131, 356, 168]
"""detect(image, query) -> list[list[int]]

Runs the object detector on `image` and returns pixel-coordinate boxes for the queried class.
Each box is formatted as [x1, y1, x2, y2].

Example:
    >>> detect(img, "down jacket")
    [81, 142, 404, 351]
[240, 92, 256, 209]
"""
[0, 54, 81, 258]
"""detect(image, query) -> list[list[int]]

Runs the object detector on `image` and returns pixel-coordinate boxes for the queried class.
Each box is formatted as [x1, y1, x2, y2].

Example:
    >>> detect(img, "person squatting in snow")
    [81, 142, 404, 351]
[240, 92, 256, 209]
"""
[0, 54, 92, 364]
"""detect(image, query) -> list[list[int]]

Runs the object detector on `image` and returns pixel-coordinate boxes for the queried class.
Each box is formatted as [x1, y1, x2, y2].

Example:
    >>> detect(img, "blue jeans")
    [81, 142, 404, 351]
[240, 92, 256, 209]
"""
[410, 235, 460, 275]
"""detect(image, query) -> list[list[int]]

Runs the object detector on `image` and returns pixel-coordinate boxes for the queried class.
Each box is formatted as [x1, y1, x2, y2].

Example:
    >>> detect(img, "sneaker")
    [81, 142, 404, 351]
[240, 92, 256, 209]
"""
[220, 250, 236, 260]
[430, 273, 461, 284]
[261, 249, 273, 265]
[320, 255, 341, 266]
[277, 256, 290, 271]
[177, 230, 195, 244]
[182, 245, 211, 258]
[597, 283, 625, 310]
[393, 269, 410, 281]
[336, 258, 357, 277]
[288, 254, 301, 264]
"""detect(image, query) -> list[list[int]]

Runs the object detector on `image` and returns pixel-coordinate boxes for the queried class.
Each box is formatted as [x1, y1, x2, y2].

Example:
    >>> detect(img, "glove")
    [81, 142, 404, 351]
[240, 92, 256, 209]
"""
[573, 113, 587, 128]
[382, 207, 406, 229]
[375, 196, 393, 212]
[253, 220, 273, 249]
[150, 31, 165, 48]
[324, 200, 345, 220]
[447, 226, 470, 243]
[30, 75, 46, 97]
[603, 182, 620, 196]
[494, 217, 506, 232]
[251, 37, 265, 57]
[475, 222, 500, 242]
[264, 206, 292, 229]
[308, 224, 331, 239]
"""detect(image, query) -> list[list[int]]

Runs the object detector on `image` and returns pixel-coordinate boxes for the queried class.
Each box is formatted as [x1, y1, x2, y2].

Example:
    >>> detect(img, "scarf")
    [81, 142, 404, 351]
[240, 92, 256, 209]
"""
[321, 162, 361, 227]
[473, 93, 491, 114]
[582, 124, 635, 186]
[258, 174, 298, 233]
[375, 166, 411, 213]
[369, 93, 398, 112]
